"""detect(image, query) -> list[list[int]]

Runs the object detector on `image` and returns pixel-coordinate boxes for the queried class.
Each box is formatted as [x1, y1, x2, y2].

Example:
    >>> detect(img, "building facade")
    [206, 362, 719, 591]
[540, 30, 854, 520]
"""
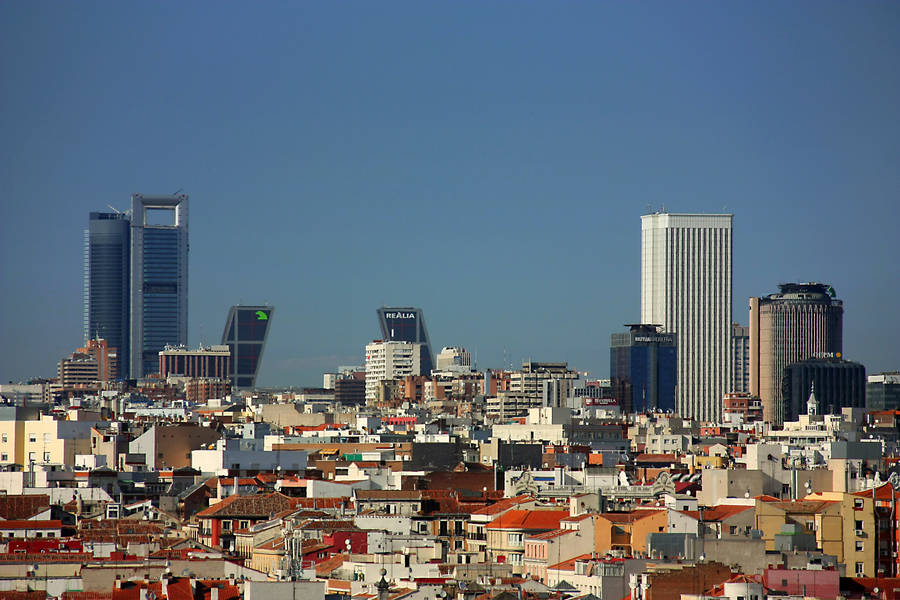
[435, 347, 473, 372]
[610, 325, 677, 413]
[749, 282, 843, 425]
[129, 194, 189, 378]
[866, 373, 900, 411]
[365, 340, 423, 402]
[781, 357, 865, 422]
[731, 323, 749, 394]
[376, 307, 434, 374]
[221, 305, 274, 389]
[641, 213, 733, 422]
[84, 212, 130, 377]
[158, 345, 231, 380]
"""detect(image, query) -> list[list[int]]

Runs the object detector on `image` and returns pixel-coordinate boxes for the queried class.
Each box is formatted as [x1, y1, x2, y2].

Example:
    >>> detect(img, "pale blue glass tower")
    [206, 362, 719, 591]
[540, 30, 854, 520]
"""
[129, 194, 189, 378]
[84, 212, 131, 377]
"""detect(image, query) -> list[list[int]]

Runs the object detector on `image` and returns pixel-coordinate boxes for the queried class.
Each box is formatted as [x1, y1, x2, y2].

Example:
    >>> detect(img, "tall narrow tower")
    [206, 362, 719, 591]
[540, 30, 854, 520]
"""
[129, 194, 189, 378]
[84, 212, 131, 377]
[641, 213, 733, 422]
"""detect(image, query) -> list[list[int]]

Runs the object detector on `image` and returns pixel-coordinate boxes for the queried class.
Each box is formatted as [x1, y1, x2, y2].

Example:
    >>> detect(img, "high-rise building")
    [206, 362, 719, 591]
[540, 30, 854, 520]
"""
[365, 340, 423, 402]
[58, 338, 119, 386]
[158, 345, 231, 380]
[610, 324, 677, 413]
[867, 373, 900, 411]
[376, 307, 434, 374]
[221, 305, 274, 389]
[731, 323, 750, 394]
[435, 346, 473, 373]
[748, 283, 843, 425]
[84, 212, 131, 377]
[129, 194, 189, 378]
[641, 213, 733, 422]
[781, 356, 865, 421]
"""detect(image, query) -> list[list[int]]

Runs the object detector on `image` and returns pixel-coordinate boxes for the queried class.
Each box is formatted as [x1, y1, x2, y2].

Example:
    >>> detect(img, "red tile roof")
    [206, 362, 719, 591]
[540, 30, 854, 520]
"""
[0, 495, 50, 520]
[486, 509, 569, 530]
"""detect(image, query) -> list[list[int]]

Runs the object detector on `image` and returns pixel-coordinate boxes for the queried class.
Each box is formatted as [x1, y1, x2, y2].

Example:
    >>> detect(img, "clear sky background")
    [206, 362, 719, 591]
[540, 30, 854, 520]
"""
[1, 2, 898, 387]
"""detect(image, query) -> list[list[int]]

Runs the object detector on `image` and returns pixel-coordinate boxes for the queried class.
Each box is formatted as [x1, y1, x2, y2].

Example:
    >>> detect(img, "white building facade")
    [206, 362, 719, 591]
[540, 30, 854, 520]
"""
[641, 213, 733, 422]
[364, 340, 422, 401]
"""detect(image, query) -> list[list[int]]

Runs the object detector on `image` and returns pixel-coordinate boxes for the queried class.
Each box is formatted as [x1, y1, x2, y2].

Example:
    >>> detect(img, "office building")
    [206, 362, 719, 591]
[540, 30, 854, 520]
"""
[334, 377, 366, 406]
[221, 305, 274, 389]
[749, 283, 843, 425]
[58, 338, 119, 387]
[158, 345, 231, 380]
[376, 307, 434, 374]
[866, 373, 900, 411]
[435, 346, 473, 373]
[129, 194, 189, 378]
[641, 213, 733, 421]
[781, 356, 865, 421]
[84, 212, 130, 377]
[610, 324, 677, 413]
[731, 323, 750, 394]
[365, 340, 423, 402]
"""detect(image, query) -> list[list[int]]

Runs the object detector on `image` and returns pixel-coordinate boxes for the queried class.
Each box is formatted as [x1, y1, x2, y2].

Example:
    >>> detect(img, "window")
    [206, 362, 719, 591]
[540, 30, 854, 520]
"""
[856, 562, 864, 575]
[856, 541, 864, 552]
[29, 434, 36, 443]
[222, 520, 232, 531]
[508, 533, 523, 545]
[856, 520, 864, 531]
[240, 520, 249, 529]
[1, 434, 6, 443]
[43, 452, 51, 462]
[854, 498, 864, 509]
[0, 454, 6, 462]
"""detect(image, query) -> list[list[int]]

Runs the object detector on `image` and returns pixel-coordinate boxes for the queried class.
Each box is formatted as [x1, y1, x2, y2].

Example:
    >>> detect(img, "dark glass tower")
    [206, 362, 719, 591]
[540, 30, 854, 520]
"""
[222, 305, 274, 388]
[84, 212, 131, 377]
[376, 307, 434, 374]
[129, 194, 189, 378]
[610, 324, 677, 413]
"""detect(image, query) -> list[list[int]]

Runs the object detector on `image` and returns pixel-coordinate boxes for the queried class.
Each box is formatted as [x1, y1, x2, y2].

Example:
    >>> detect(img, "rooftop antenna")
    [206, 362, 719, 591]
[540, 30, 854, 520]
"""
[107, 205, 122, 214]
[173, 188, 184, 195]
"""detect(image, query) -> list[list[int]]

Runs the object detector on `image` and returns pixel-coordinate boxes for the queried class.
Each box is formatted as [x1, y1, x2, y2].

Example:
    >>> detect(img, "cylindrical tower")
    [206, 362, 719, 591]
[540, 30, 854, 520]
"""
[748, 282, 843, 425]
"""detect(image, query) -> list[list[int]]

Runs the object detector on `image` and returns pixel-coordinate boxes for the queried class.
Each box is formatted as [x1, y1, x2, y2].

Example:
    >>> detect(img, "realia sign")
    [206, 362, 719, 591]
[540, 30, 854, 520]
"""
[384, 312, 416, 319]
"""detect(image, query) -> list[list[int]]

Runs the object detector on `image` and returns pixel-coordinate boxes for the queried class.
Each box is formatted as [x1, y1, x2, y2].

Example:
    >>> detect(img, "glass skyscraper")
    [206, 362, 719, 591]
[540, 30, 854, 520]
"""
[129, 194, 189, 378]
[376, 306, 434, 374]
[610, 324, 677, 413]
[84, 212, 131, 377]
[221, 305, 274, 388]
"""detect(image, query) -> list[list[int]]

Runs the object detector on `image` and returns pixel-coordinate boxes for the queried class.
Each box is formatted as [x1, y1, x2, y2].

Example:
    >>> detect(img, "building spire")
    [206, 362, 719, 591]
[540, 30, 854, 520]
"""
[807, 381, 817, 416]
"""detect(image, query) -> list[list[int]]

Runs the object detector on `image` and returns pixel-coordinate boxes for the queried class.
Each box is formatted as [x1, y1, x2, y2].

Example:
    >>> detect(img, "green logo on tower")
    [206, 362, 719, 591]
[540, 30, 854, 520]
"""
[255, 310, 268, 321]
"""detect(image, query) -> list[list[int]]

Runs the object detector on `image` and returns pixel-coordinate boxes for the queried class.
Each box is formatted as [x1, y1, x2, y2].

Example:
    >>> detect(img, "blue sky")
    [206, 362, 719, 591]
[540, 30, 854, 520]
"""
[1, 2, 898, 387]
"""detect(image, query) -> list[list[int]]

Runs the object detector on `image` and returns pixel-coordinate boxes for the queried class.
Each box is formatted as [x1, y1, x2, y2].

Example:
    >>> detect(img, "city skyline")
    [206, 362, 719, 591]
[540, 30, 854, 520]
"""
[2, 3, 899, 387]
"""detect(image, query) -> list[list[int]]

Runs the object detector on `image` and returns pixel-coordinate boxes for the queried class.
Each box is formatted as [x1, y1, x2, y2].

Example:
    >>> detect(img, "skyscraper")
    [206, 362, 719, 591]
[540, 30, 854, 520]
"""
[731, 323, 750, 394]
[749, 282, 843, 425]
[84, 212, 131, 377]
[129, 194, 189, 378]
[641, 213, 733, 422]
[376, 307, 434, 374]
[610, 324, 677, 413]
[221, 305, 274, 389]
